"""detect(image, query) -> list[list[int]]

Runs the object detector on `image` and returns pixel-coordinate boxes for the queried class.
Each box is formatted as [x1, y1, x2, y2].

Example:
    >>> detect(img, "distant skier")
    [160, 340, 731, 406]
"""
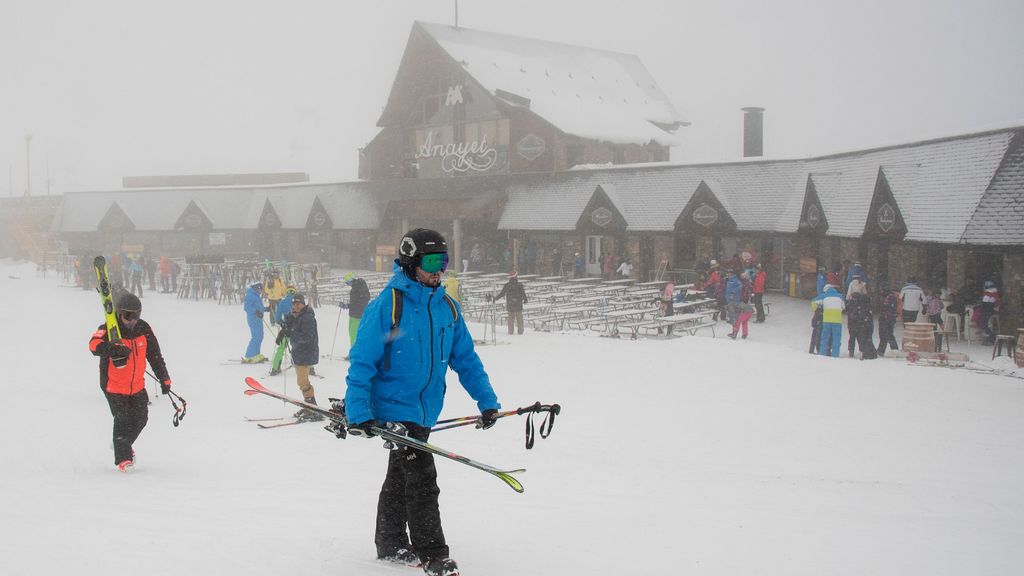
[345, 228, 500, 576]
[278, 293, 321, 421]
[88, 293, 173, 472]
[269, 286, 296, 376]
[900, 278, 926, 324]
[342, 272, 371, 359]
[876, 283, 900, 357]
[812, 284, 845, 357]
[243, 282, 269, 363]
[490, 270, 528, 335]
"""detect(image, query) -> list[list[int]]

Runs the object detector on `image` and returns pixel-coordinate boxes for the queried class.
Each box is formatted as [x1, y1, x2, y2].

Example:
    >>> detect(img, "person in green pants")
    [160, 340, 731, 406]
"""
[343, 273, 371, 361]
[269, 286, 296, 376]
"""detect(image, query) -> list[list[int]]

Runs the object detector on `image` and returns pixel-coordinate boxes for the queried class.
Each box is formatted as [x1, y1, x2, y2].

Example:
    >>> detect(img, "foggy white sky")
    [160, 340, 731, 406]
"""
[2, 0, 1023, 194]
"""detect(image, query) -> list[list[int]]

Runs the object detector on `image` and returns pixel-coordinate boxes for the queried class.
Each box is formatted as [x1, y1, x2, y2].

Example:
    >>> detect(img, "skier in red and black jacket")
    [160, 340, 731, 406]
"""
[88, 293, 172, 472]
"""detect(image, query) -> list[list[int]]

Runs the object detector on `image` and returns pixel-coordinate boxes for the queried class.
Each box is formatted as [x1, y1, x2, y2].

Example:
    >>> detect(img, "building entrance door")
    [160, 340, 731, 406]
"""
[585, 235, 604, 276]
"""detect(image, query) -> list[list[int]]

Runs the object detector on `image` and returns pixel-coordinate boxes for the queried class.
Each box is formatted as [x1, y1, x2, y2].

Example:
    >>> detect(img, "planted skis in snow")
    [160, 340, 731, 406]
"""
[244, 377, 525, 493]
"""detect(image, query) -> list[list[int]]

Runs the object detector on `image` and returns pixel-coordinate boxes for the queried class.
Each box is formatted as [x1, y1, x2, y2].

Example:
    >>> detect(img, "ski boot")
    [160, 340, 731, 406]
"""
[116, 460, 134, 473]
[422, 557, 459, 576]
[378, 547, 421, 567]
[269, 367, 282, 376]
[294, 397, 324, 422]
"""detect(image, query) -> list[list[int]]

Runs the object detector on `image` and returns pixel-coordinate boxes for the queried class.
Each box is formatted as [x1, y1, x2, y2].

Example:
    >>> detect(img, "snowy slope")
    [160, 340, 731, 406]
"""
[1, 260, 1023, 576]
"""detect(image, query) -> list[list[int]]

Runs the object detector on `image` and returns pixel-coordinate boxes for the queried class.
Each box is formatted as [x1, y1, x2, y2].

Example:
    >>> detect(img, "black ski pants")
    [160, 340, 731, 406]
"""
[877, 320, 898, 356]
[375, 423, 448, 563]
[753, 293, 765, 322]
[850, 328, 878, 359]
[809, 324, 822, 354]
[104, 389, 149, 465]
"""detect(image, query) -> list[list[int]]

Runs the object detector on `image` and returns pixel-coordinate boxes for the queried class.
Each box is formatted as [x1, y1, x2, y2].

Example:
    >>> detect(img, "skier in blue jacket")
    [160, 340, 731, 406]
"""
[242, 283, 268, 363]
[345, 229, 500, 576]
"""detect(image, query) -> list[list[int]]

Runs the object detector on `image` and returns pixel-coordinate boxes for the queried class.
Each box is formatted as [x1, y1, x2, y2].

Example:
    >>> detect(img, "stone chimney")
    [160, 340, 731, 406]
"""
[742, 107, 765, 158]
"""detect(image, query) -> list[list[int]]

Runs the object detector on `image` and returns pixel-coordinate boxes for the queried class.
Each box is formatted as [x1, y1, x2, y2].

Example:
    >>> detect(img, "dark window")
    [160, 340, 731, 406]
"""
[567, 144, 585, 168]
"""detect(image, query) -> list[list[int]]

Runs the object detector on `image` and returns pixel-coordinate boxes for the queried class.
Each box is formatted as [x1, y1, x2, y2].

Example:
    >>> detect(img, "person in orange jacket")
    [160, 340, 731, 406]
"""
[89, 293, 172, 472]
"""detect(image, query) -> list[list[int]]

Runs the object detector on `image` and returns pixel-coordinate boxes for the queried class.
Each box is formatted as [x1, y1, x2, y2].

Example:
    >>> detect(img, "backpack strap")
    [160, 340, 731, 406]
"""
[443, 294, 459, 323]
[383, 288, 403, 371]
[389, 287, 403, 340]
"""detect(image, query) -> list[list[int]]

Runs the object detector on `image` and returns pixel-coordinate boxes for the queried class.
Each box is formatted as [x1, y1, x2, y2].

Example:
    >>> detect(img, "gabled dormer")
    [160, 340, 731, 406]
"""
[575, 184, 628, 234]
[306, 196, 334, 231]
[98, 202, 135, 232]
[864, 167, 908, 239]
[674, 180, 736, 235]
[174, 199, 213, 231]
[799, 174, 830, 234]
[258, 199, 282, 230]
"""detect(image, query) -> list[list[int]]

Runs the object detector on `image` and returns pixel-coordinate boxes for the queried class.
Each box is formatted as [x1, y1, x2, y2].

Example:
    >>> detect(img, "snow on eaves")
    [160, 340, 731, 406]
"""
[420, 22, 686, 147]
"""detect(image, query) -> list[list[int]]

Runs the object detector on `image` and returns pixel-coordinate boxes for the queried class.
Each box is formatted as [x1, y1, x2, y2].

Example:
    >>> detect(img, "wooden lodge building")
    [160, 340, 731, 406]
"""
[52, 22, 1024, 330]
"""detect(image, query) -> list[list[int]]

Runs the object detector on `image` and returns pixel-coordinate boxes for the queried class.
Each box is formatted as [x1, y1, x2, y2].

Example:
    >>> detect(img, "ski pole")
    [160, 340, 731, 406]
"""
[329, 302, 342, 359]
[145, 369, 187, 427]
[431, 402, 561, 449]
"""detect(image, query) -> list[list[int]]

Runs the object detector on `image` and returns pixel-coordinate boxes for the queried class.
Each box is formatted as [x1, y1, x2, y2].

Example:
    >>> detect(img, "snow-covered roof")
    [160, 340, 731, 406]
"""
[57, 183, 381, 233]
[55, 128, 1024, 247]
[498, 128, 1023, 244]
[418, 22, 686, 146]
[803, 130, 1013, 242]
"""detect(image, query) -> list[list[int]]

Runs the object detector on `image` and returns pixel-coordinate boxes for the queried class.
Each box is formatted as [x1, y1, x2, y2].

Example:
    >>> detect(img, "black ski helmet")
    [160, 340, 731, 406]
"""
[116, 293, 142, 315]
[397, 228, 447, 274]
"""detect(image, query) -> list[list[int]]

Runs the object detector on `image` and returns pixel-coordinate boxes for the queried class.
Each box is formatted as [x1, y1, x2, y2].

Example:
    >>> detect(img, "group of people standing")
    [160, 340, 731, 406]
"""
[810, 260, 1003, 358]
[698, 258, 768, 339]
[76, 253, 181, 297]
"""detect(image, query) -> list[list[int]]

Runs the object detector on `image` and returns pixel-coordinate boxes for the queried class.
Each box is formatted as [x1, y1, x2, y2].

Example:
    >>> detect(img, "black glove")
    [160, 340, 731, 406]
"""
[275, 329, 288, 345]
[479, 409, 499, 430]
[339, 301, 349, 309]
[104, 342, 131, 358]
[161, 380, 172, 395]
[255, 311, 263, 319]
[348, 420, 380, 438]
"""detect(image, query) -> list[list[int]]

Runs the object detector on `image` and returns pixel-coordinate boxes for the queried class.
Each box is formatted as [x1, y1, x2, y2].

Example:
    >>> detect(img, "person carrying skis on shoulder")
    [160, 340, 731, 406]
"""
[88, 293, 172, 472]
[277, 293, 322, 421]
[243, 282, 269, 363]
[344, 228, 501, 576]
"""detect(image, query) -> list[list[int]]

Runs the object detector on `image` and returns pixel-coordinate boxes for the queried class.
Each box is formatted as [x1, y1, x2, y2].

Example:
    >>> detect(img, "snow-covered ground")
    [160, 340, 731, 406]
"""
[2, 259, 1023, 576]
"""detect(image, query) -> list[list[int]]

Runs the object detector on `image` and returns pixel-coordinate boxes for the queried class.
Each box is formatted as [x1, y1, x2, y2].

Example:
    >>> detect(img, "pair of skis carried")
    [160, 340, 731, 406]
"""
[243, 377, 525, 493]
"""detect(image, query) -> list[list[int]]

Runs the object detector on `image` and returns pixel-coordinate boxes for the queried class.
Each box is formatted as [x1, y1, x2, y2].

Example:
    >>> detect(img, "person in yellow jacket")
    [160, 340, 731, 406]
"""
[265, 271, 286, 320]
[441, 270, 461, 303]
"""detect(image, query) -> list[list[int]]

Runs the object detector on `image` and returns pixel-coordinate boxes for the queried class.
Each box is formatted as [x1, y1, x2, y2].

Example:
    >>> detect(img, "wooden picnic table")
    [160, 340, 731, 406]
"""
[602, 278, 636, 285]
[524, 281, 561, 291]
[599, 306, 662, 336]
[624, 288, 660, 298]
[534, 276, 564, 281]
[542, 291, 576, 301]
[636, 280, 666, 288]
[566, 277, 601, 283]
[592, 285, 628, 294]
[674, 298, 716, 312]
[515, 274, 539, 280]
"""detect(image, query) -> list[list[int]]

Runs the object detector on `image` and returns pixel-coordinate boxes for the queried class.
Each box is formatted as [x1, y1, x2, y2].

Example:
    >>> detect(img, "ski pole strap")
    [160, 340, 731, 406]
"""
[520, 402, 560, 450]
[167, 389, 187, 427]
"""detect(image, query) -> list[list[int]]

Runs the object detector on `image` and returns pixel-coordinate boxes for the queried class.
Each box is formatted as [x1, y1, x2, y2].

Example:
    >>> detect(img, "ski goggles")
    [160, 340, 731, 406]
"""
[119, 310, 140, 321]
[419, 252, 449, 274]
